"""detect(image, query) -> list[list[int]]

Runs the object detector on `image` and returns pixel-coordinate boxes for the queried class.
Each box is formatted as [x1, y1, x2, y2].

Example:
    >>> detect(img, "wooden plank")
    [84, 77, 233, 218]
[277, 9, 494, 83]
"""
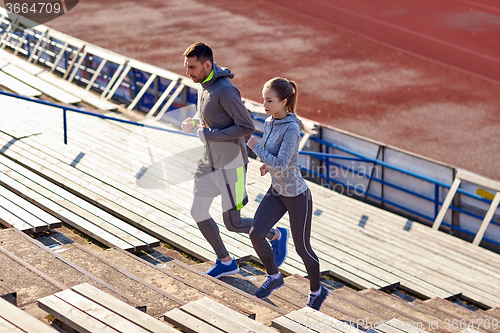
[193, 297, 276, 333]
[164, 308, 222, 333]
[309, 224, 500, 305]
[38, 295, 120, 333]
[0, 71, 42, 97]
[32, 124, 305, 273]
[85, 59, 107, 91]
[179, 300, 262, 333]
[433, 176, 461, 230]
[472, 191, 500, 246]
[0, 185, 62, 228]
[456, 169, 500, 192]
[0, 205, 33, 231]
[0, 295, 59, 333]
[0, 318, 25, 333]
[293, 184, 500, 293]
[283, 310, 343, 333]
[386, 319, 429, 333]
[128, 74, 157, 110]
[1, 113, 392, 278]
[272, 316, 320, 333]
[36, 71, 118, 110]
[49, 42, 68, 73]
[375, 324, 406, 333]
[0, 191, 51, 231]
[54, 289, 151, 333]
[0, 49, 46, 75]
[72, 283, 178, 333]
[67, 50, 88, 82]
[297, 307, 365, 333]
[1, 65, 81, 104]
[105, 63, 130, 99]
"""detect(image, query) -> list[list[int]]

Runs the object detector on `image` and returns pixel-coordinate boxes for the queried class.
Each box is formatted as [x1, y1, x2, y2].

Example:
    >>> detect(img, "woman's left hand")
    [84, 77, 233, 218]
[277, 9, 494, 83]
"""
[247, 135, 259, 149]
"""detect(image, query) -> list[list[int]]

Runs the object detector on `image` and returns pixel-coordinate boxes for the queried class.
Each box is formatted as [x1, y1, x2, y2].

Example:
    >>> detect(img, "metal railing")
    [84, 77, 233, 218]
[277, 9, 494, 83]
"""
[249, 114, 500, 248]
[0, 90, 196, 144]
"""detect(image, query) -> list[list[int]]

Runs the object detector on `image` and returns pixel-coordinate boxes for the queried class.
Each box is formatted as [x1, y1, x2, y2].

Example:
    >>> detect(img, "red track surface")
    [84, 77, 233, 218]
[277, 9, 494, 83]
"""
[30, 0, 500, 180]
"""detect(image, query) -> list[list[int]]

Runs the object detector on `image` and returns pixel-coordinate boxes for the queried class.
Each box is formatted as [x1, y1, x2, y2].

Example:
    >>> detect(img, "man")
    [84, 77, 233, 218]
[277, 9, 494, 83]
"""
[181, 42, 289, 278]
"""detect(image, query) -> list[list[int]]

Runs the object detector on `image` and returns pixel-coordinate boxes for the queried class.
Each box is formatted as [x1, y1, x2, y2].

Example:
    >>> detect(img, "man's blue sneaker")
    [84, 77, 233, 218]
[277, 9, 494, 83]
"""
[271, 227, 289, 267]
[205, 259, 240, 279]
[255, 273, 284, 299]
[307, 285, 329, 310]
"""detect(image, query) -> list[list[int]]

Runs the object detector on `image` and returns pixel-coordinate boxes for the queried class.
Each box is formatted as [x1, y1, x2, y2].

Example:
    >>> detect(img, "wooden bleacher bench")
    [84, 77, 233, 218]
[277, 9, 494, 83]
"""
[0, 49, 81, 105]
[0, 45, 117, 110]
[2, 89, 500, 308]
[0, 184, 62, 232]
[272, 307, 365, 333]
[0, 153, 160, 251]
[1, 64, 81, 105]
[164, 296, 277, 333]
[0, 71, 42, 97]
[0, 297, 59, 333]
[38, 283, 178, 333]
[36, 71, 119, 111]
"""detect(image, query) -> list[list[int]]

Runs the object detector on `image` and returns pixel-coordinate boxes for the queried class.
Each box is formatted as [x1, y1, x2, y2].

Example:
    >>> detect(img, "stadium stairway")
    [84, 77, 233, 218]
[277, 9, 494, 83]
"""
[1, 93, 500, 307]
[0, 88, 500, 331]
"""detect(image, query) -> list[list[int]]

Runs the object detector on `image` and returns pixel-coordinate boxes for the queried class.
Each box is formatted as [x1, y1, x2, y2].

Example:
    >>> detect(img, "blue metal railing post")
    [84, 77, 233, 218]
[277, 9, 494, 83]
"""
[435, 183, 440, 219]
[63, 108, 68, 145]
[325, 145, 330, 187]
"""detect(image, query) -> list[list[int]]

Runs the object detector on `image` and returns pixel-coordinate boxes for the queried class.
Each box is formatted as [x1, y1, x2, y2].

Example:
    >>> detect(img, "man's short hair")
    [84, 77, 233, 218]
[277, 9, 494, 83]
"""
[184, 42, 213, 64]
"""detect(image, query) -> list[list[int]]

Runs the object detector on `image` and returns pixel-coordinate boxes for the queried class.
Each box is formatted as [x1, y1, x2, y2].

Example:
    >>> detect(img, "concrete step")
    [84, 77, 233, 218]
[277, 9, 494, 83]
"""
[0, 228, 165, 316]
[424, 298, 498, 333]
[248, 273, 368, 328]
[139, 257, 287, 326]
[192, 260, 301, 315]
[353, 288, 444, 333]
[98, 247, 270, 320]
[482, 308, 500, 320]
[0, 243, 60, 322]
[283, 274, 391, 325]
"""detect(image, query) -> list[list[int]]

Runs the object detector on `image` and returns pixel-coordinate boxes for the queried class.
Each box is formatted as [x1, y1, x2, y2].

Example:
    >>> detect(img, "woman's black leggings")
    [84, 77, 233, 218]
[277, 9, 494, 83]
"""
[249, 186, 320, 292]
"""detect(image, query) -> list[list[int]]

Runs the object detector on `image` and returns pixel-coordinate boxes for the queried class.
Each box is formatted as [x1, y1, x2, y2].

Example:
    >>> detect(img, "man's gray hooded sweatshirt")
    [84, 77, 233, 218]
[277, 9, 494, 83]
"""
[252, 113, 309, 197]
[198, 63, 255, 169]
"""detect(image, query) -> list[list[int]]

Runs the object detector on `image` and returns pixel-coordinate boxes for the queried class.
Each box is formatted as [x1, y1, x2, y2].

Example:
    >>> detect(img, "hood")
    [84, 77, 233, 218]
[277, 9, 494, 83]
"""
[202, 63, 234, 87]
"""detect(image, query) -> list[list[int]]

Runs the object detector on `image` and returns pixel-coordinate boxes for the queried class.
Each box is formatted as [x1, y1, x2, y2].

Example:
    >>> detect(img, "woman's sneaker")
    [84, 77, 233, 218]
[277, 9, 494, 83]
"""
[307, 285, 329, 310]
[255, 273, 284, 299]
[205, 259, 239, 279]
[270, 227, 289, 267]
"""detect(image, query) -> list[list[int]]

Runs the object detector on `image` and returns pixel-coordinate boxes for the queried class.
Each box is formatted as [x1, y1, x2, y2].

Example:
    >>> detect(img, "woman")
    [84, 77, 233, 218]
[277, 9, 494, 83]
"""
[247, 77, 329, 310]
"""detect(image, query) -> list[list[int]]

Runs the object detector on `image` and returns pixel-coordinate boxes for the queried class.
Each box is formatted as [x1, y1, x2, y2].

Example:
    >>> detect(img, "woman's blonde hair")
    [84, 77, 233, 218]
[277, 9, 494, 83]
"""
[264, 77, 311, 133]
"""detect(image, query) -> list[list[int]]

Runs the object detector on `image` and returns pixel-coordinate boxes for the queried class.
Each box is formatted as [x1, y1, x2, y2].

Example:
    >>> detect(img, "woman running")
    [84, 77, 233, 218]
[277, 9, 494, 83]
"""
[247, 77, 328, 310]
